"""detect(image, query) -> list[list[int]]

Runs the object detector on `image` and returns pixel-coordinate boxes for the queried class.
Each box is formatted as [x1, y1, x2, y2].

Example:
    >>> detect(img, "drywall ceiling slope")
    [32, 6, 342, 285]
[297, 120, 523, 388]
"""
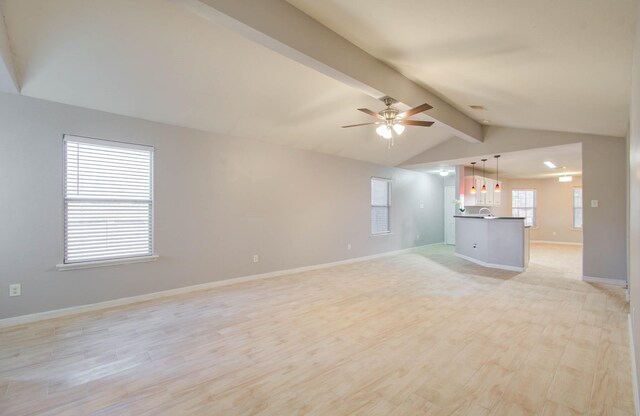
[0, 3, 19, 93]
[1, 0, 453, 166]
[288, 0, 637, 137]
[172, 0, 482, 144]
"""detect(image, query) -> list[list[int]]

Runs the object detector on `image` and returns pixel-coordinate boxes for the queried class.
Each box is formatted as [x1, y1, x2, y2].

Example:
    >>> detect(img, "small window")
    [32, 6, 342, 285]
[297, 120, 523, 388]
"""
[63, 135, 154, 264]
[573, 188, 583, 229]
[512, 189, 536, 227]
[371, 177, 391, 234]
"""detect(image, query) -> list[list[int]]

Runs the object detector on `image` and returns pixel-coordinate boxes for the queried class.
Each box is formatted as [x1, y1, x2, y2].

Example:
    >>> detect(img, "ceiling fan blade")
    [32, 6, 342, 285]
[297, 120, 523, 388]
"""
[398, 120, 434, 127]
[341, 122, 381, 128]
[397, 103, 433, 119]
[357, 108, 384, 119]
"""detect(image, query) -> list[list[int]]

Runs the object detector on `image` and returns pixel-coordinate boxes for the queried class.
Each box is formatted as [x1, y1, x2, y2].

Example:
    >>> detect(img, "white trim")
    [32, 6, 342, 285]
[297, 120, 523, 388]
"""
[530, 240, 583, 246]
[56, 255, 159, 271]
[1, 243, 443, 328]
[582, 275, 628, 286]
[63, 134, 154, 152]
[454, 252, 524, 272]
[628, 314, 639, 416]
[369, 232, 393, 237]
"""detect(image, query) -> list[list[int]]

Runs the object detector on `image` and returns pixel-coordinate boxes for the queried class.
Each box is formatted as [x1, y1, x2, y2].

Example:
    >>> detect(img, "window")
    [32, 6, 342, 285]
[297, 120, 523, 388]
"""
[512, 189, 536, 227]
[573, 188, 583, 229]
[371, 177, 391, 234]
[63, 135, 154, 264]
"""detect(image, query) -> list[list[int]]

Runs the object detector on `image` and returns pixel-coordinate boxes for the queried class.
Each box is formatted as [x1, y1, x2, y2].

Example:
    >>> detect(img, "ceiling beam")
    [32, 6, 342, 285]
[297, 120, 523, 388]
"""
[172, 0, 483, 143]
[0, 8, 19, 94]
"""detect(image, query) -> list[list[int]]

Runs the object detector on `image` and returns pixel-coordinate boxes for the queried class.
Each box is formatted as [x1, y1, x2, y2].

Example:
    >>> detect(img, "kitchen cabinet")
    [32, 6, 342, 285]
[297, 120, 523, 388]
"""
[485, 178, 494, 205]
[463, 175, 501, 207]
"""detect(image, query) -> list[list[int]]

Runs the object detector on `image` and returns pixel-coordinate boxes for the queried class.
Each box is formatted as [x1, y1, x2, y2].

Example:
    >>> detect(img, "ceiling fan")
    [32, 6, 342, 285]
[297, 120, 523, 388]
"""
[342, 97, 434, 148]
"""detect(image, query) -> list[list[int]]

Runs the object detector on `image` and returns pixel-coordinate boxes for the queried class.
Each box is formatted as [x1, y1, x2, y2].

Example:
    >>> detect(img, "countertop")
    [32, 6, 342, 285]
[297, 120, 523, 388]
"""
[454, 215, 525, 220]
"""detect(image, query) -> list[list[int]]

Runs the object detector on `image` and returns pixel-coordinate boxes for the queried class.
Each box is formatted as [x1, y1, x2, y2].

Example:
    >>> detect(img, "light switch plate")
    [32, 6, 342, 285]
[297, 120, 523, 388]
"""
[591, 200, 598, 208]
[9, 284, 21, 297]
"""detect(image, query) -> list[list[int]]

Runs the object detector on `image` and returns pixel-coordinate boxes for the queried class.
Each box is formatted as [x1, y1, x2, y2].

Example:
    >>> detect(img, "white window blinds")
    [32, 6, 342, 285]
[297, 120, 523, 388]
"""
[63, 135, 154, 264]
[511, 189, 536, 227]
[573, 188, 583, 229]
[371, 177, 391, 234]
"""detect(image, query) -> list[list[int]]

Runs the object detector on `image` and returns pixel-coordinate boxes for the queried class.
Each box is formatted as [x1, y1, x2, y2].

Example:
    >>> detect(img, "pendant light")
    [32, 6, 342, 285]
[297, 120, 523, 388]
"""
[470, 162, 477, 194]
[481, 159, 487, 193]
[494, 155, 501, 193]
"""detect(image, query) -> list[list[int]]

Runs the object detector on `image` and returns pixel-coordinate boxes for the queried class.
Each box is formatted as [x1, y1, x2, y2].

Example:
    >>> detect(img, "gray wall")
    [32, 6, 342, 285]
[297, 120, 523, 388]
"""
[0, 93, 444, 319]
[494, 177, 583, 244]
[403, 126, 627, 282]
[629, 0, 640, 400]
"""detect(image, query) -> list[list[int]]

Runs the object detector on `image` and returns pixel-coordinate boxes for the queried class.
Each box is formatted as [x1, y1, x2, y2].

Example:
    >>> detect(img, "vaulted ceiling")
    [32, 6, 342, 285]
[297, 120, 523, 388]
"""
[288, 0, 637, 137]
[0, 0, 455, 166]
[0, 0, 636, 168]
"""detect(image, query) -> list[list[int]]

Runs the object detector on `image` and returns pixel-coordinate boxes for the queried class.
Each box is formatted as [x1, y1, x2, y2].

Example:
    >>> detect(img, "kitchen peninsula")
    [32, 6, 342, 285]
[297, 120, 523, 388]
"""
[454, 216, 530, 272]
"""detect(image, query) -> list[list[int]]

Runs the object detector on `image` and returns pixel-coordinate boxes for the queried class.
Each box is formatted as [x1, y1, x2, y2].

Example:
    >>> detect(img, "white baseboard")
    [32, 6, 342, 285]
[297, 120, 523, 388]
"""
[0, 243, 443, 328]
[628, 314, 639, 416]
[454, 253, 524, 272]
[530, 240, 583, 246]
[582, 275, 628, 287]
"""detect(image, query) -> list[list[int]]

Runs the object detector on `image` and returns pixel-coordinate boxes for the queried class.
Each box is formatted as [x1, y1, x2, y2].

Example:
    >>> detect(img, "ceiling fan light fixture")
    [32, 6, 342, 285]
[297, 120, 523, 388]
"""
[558, 166, 572, 182]
[376, 125, 392, 139]
[342, 98, 433, 147]
[376, 125, 390, 138]
[392, 123, 405, 135]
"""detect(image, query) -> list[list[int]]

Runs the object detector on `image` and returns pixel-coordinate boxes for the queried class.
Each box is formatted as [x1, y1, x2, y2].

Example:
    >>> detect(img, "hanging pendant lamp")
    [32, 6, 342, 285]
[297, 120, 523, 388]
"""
[470, 162, 477, 194]
[481, 159, 487, 193]
[494, 155, 501, 193]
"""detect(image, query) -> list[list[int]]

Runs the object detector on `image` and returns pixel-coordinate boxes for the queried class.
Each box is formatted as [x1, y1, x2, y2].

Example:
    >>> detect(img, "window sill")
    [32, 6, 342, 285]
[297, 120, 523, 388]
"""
[571, 228, 583, 231]
[56, 255, 159, 271]
[370, 232, 393, 237]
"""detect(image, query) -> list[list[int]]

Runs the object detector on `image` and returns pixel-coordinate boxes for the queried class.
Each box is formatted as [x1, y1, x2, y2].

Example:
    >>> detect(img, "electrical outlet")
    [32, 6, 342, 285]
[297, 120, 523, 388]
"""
[419, 204, 424, 209]
[473, 243, 478, 250]
[9, 284, 21, 297]
[591, 200, 598, 208]
[416, 235, 420, 241]
[252, 254, 259, 263]
[347, 243, 351, 250]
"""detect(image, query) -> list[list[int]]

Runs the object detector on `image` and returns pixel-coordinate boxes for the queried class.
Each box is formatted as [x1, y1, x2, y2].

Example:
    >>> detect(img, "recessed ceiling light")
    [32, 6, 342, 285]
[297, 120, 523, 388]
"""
[439, 170, 450, 177]
[544, 161, 556, 169]
[559, 175, 573, 182]
[482, 120, 490, 124]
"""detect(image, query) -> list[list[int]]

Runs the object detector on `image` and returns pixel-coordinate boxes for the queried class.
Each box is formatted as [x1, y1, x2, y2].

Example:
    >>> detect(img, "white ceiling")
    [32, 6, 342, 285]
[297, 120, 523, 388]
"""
[288, 0, 637, 137]
[416, 143, 582, 179]
[0, 0, 454, 166]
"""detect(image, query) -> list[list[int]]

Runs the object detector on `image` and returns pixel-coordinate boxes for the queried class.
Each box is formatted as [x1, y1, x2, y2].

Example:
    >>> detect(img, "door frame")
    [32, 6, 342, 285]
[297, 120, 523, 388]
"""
[444, 185, 456, 245]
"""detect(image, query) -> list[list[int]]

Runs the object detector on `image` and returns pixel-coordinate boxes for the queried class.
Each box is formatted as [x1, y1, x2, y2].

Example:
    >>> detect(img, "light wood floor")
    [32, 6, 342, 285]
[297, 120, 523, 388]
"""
[0, 244, 633, 415]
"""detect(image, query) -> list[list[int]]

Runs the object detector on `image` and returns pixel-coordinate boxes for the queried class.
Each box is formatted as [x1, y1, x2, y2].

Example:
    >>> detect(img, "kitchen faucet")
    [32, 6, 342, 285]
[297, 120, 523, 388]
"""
[479, 207, 493, 217]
